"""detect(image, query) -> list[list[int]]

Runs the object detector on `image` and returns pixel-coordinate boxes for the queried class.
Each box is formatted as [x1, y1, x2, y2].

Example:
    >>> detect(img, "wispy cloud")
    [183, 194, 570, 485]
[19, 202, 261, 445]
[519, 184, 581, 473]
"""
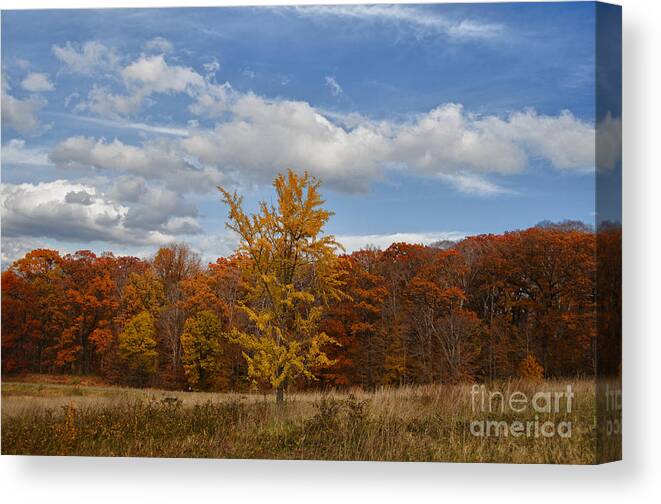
[143, 36, 174, 54]
[325, 75, 343, 97]
[54, 113, 190, 137]
[436, 172, 515, 197]
[292, 5, 505, 41]
[52, 41, 120, 76]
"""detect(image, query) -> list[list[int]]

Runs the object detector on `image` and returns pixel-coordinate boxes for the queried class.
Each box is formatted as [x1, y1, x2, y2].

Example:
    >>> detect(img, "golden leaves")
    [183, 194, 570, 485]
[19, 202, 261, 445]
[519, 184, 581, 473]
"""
[218, 169, 345, 398]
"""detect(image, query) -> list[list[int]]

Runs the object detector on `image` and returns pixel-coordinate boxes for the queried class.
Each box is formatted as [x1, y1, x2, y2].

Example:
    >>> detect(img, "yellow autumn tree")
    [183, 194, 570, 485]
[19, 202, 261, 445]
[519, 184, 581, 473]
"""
[181, 310, 223, 391]
[219, 170, 344, 403]
[118, 311, 158, 387]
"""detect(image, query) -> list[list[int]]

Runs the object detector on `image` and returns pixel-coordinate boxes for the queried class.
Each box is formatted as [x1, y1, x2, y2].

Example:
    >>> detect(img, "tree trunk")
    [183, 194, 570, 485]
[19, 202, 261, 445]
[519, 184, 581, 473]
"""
[276, 384, 285, 405]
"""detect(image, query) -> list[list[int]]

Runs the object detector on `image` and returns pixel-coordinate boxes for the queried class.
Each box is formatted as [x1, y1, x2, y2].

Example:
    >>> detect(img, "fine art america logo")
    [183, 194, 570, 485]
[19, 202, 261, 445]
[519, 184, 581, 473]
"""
[469, 385, 574, 439]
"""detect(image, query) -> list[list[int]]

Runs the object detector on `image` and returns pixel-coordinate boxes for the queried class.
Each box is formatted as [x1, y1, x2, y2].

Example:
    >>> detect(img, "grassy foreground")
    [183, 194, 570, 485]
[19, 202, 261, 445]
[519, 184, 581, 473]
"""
[2, 378, 599, 463]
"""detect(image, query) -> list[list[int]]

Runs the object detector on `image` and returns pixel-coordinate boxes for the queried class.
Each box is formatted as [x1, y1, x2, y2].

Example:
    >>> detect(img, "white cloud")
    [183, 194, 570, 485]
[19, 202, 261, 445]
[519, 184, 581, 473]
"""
[64, 92, 80, 108]
[336, 231, 466, 253]
[121, 184, 199, 232]
[436, 172, 513, 196]
[76, 54, 207, 118]
[107, 176, 147, 203]
[188, 232, 240, 266]
[162, 216, 203, 235]
[50, 136, 224, 192]
[1, 79, 46, 134]
[2, 180, 131, 243]
[203, 60, 221, 80]
[52, 67, 600, 198]
[1, 139, 51, 166]
[121, 54, 204, 94]
[76, 85, 147, 117]
[44, 37, 602, 199]
[1, 179, 202, 247]
[293, 5, 504, 41]
[188, 82, 233, 117]
[325, 76, 343, 97]
[477, 109, 595, 171]
[52, 41, 120, 75]
[21, 72, 55, 92]
[53, 42, 208, 118]
[183, 96, 597, 194]
[57, 113, 190, 137]
[144, 36, 174, 54]
[390, 104, 528, 175]
[183, 93, 387, 192]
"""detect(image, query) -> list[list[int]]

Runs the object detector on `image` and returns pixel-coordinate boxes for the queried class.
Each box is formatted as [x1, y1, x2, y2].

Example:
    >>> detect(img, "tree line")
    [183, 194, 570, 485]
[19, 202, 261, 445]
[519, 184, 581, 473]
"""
[1, 171, 621, 395]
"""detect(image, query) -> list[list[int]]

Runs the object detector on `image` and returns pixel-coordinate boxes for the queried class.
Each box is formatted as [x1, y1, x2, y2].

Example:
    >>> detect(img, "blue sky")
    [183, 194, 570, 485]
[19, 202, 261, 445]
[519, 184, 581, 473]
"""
[1, 3, 621, 265]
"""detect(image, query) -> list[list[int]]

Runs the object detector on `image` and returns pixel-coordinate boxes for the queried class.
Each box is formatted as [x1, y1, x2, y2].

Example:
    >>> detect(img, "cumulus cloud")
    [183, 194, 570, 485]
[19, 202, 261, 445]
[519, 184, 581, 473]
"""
[183, 93, 387, 192]
[2, 180, 129, 243]
[44, 39, 602, 198]
[1, 139, 51, 166]
[389, 104, 528, 175]
[188, 82, 233, 117]
[107, 176, 148, 203]
[122, 185, 199, 232]
[189, 232, 241, 266]
[162, 216, 203, 235]
[21, 72, 55, 92]
[121, 55, 204, 94]
[1, 79, 46, 134]
[1, 180, 202, 246]
[476, 109, 595, 171]
[76, 84, 146, 117]
[64, 190, 95, 205]
[50, 136, 224, 192]
[51, 78, 599, 197]
[52, 41, 120, 76]
[75, 53, 207, 118]
[183, 95, 596, 193]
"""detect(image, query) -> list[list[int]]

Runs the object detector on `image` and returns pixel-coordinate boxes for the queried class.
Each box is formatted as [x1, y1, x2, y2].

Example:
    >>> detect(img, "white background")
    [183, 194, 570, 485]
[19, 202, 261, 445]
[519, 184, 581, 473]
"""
[1, 0, 659, 502]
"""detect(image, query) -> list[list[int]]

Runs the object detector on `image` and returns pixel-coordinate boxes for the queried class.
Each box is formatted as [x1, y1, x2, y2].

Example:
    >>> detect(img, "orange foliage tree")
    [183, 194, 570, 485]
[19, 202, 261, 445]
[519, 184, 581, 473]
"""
[1, 183, 610, 389]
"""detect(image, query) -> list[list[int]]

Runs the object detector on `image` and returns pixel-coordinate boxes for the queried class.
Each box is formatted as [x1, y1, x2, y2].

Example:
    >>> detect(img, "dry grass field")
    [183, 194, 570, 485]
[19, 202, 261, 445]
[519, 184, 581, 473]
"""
[1, 377, 606, 463]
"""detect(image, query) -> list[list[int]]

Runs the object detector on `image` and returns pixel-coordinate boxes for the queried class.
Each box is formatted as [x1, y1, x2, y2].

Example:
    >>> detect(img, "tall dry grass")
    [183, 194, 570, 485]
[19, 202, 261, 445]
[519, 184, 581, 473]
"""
[1, 379, 605, 463]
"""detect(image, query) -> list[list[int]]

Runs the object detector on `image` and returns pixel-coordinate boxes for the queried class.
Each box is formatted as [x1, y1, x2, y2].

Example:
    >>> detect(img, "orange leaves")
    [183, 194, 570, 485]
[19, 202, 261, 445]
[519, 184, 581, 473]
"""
[89, 327, 114, 354]
[11, 248, 63, 277]
[1, 203, 612, 388]
[54, 252, 122, 374]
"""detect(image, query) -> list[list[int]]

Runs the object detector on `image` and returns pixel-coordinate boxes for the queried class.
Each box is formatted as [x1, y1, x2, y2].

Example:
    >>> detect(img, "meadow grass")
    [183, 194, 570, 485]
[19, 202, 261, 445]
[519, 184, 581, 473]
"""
[1, 378, 603, 463]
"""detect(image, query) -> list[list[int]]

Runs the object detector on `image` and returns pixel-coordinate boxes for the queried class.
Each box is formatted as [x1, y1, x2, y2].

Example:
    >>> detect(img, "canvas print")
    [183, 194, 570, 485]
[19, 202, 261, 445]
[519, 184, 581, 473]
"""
[0, 2, 621, 463]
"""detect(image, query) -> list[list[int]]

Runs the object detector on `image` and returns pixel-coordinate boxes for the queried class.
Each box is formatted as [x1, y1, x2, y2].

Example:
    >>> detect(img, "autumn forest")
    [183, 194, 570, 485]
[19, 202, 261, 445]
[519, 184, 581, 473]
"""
[1, 171, 621, 399]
